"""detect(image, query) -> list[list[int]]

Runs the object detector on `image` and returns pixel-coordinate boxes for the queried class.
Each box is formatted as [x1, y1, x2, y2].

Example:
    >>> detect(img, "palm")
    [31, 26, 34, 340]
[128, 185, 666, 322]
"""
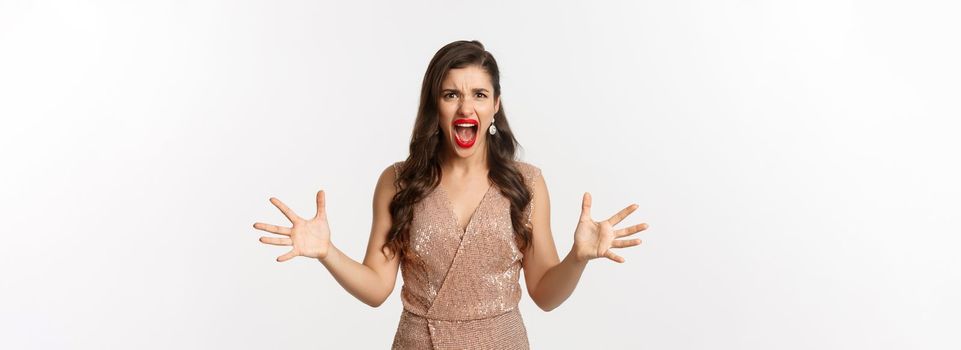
[572, 192, 649, 263]
[253, 190, 332, 262]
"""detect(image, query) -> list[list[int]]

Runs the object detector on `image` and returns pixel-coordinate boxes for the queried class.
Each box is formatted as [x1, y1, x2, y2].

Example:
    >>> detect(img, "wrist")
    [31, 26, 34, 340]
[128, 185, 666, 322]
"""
[567, 246, 590, 265]
[318, 243, 336, 264]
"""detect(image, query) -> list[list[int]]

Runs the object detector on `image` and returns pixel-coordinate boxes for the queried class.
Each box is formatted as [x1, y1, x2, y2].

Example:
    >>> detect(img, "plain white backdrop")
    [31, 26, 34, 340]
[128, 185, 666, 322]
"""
[1, 0, 959, 349]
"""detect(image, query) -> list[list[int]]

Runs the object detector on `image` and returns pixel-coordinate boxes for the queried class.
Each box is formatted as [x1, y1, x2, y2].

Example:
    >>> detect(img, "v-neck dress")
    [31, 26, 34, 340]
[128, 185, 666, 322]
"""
[390, 160, 542, 350]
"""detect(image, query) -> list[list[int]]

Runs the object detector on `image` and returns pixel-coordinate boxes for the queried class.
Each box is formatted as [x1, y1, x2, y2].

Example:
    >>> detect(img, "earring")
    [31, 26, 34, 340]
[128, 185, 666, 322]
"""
[489, 118, 497, 135]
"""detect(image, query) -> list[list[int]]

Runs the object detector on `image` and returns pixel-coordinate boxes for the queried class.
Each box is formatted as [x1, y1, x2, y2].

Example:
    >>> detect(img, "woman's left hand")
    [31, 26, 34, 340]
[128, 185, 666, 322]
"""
[571, 192, 649, 263]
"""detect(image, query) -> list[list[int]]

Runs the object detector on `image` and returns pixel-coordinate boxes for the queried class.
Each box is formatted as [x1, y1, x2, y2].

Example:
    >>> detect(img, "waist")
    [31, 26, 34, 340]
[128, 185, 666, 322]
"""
[401, 306, 521, 323]
[399, 279, 524, 320]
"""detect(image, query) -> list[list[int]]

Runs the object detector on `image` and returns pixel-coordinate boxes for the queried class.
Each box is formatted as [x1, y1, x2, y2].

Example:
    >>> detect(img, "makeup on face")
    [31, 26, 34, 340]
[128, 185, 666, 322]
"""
[439, 66, 498, 152]
[452, 118, 478, 148]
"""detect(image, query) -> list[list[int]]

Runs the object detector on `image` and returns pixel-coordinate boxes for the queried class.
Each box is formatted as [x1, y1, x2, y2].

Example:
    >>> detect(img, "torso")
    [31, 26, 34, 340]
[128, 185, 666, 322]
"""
[390, 160, 538, 348]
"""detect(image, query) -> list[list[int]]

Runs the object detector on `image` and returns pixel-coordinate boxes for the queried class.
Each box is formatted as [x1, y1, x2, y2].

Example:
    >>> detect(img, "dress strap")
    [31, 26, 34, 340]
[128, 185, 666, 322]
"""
[392, 161, 404, 180]
[389, 161, 405, 193]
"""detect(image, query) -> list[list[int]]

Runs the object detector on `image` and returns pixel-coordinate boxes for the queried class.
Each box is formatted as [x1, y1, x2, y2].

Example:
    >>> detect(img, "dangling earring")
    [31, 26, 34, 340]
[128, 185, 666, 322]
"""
[489, 118, 497, 135]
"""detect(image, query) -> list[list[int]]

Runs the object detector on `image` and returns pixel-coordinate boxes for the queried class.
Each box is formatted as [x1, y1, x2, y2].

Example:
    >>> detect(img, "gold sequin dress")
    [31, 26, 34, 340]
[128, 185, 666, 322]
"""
[390, 161, 542, 350]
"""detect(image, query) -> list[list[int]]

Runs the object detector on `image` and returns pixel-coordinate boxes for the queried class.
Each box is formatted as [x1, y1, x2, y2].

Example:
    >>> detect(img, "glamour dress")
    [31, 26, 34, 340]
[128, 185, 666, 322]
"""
[390, 161, 542, 350]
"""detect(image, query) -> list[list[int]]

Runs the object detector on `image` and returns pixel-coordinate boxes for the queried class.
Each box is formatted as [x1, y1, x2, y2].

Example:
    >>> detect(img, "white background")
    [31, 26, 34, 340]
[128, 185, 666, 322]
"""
[2, 0, 959, 349]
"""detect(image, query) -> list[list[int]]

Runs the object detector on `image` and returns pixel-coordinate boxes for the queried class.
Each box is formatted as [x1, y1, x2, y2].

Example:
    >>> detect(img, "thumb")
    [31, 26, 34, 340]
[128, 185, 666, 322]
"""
[580, 192, 592, 220]
[314, 190, 326, 219]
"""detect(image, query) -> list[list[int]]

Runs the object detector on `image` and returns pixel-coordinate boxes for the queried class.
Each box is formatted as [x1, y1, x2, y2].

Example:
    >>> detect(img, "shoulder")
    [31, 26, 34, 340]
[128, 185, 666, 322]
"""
[377, 160, 406, 192]
[385, 160, 407, 178]
[513, 161, 544, 195]
[390, 160, 405, 174]
[513, 161, 543, 182]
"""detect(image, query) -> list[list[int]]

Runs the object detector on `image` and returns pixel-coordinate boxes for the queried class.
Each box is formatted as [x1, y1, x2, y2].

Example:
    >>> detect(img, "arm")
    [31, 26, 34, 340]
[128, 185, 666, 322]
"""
[319, 165, 401, 307]
[522, 172, 583, 311]
[522, 171, 648, 311]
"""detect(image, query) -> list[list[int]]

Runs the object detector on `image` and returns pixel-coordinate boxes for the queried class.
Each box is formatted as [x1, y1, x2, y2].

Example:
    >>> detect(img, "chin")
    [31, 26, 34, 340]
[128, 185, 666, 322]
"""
[447, 134, 485, 158]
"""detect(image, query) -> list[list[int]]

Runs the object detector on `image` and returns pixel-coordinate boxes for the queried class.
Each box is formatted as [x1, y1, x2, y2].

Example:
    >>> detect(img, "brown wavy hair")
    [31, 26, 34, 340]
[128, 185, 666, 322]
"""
[383, 40, 533, 261]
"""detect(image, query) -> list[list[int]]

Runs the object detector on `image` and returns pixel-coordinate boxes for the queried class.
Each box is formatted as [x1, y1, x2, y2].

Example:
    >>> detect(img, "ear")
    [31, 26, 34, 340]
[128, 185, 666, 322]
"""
[494, 96, 501, 115]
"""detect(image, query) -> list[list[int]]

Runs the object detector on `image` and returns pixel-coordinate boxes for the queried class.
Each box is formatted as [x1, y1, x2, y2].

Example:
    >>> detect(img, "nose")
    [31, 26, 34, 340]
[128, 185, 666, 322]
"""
[457, 98, 475, 118]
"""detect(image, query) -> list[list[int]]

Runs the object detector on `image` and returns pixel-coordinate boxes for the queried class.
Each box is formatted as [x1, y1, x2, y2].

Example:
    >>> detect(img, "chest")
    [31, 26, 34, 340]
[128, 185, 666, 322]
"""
[404, 183, 522, 272]
[437, 178, 493, 233]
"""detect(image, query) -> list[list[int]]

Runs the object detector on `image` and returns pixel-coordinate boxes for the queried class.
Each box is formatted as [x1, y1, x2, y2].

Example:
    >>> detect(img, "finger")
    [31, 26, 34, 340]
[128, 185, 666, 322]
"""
[580, 192, 592, 220]
[252, 222, 291, 236]
[615, 223, 649, 238]
[259, 236, 292, 246]
[314, 190, 326, 220]
[276, 249, 298, 262]
[606, 204, 639, 226]
[611, 238, 642, 248]
[270, 197, 301, 223]
[604, 250, 625, 263]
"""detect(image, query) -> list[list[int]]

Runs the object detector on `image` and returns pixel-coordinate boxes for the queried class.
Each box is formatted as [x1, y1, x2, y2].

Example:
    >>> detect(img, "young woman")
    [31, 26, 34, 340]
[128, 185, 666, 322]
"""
[253, 40, 649, 349]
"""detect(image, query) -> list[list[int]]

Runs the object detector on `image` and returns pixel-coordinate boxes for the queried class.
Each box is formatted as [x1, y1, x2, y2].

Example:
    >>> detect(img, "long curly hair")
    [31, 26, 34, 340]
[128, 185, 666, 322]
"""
[383, 40, 533, 261]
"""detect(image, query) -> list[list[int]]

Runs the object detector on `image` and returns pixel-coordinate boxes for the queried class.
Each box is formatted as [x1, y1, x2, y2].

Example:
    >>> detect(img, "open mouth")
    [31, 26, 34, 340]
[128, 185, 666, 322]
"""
[452, 118, 478, 148]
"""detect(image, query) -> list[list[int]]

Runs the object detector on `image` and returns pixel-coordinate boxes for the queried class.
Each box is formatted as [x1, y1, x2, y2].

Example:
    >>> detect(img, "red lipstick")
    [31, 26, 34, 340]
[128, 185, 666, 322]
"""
[452, 118, 479, 148]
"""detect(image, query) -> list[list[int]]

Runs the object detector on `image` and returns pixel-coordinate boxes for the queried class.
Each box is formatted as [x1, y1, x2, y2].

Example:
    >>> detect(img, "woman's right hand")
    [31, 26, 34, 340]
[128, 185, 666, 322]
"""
[253, 190, 332, 262]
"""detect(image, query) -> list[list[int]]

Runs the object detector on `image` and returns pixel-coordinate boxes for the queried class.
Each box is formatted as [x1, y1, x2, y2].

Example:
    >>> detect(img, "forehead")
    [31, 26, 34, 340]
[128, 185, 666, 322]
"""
[441, 65, 492, 88]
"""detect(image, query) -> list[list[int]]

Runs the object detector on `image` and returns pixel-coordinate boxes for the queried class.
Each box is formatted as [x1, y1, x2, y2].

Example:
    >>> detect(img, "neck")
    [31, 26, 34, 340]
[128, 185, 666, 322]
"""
[441, 145, 489, 177]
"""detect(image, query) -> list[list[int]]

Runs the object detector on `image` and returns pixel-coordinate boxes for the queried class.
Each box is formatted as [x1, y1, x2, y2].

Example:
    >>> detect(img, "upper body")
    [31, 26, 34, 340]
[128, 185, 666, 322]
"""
[254, 40, 648, 315]
[341, 41, 644, 312]
[354, 44, 567, 310]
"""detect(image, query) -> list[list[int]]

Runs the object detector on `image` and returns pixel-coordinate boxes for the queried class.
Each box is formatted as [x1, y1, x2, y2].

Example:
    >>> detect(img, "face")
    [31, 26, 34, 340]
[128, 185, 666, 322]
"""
[437, 65, 500, 159]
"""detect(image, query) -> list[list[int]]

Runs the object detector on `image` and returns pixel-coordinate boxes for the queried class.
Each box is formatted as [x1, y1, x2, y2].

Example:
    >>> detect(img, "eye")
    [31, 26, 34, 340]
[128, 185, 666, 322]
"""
[443, 92, 458, 99]
[475, 92, 488, 98]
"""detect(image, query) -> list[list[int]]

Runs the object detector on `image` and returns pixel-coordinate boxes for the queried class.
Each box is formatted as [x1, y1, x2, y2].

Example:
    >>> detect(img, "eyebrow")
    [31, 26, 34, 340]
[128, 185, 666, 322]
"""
[441, 88, 491, 94]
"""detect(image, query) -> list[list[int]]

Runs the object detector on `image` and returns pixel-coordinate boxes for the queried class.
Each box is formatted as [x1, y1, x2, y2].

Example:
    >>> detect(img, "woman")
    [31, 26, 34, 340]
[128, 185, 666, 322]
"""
[252, 40, 649, 349]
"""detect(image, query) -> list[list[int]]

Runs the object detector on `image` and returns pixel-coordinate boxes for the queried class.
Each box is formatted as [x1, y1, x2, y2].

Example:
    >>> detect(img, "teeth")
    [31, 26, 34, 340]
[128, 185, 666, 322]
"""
[455, 123, 475, 128]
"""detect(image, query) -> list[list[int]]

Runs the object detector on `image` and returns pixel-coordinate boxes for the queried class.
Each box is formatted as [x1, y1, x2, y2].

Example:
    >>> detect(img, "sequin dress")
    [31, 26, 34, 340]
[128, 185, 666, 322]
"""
[390, 160, 542, 350]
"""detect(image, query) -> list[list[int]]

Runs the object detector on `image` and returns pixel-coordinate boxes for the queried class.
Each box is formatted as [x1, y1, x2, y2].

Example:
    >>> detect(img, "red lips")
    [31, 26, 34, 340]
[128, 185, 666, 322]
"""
[452, 118, 478, 148]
